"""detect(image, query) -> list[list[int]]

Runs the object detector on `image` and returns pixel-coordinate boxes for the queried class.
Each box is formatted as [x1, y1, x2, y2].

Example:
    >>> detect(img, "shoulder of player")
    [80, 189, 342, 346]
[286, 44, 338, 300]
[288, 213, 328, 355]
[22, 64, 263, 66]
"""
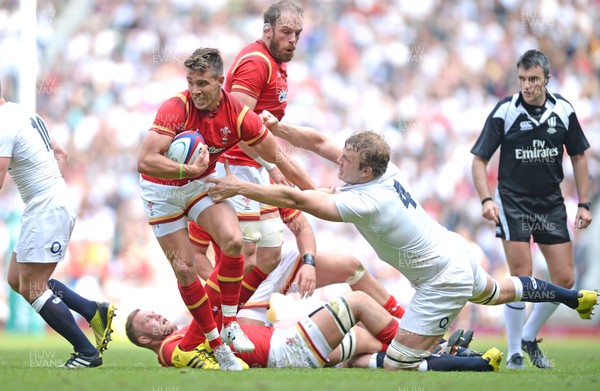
[230, 44, 275, 74]
[488, 93, 518, 120]
[548, 91, 576, 113]
[156, 91, 190, 114]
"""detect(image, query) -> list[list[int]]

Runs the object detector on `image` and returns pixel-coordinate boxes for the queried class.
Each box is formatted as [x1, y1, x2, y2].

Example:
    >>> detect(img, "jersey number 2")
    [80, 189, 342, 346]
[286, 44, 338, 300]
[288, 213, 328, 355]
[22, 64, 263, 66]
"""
[394, 180, 416, 209]
[30, 115, 52, 151]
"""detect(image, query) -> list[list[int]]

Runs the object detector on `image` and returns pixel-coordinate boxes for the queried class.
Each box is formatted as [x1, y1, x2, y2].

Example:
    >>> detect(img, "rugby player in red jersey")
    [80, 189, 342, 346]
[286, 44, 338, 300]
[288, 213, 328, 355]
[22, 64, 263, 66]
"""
[137, 47, 314, 370]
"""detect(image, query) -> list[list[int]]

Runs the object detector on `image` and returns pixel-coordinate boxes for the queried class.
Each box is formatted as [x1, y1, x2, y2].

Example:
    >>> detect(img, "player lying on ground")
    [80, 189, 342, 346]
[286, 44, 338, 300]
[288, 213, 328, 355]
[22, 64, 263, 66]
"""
[125, 290, 501, 371]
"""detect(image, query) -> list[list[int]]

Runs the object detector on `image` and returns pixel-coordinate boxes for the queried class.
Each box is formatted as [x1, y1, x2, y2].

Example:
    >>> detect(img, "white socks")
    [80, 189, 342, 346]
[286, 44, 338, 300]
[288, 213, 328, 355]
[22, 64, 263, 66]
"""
[504, 302, 526, 357]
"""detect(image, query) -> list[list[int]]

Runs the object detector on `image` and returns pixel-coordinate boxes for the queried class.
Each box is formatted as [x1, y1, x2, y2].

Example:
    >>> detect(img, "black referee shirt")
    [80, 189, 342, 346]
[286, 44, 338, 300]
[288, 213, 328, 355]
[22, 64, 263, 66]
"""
[471, 91, 590, 195]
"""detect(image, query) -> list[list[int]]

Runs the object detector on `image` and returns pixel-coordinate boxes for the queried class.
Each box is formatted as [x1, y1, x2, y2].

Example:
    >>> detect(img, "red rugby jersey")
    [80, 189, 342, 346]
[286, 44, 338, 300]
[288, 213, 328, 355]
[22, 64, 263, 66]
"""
[221, 40, 288, 167]
[142, 89, 269, 186]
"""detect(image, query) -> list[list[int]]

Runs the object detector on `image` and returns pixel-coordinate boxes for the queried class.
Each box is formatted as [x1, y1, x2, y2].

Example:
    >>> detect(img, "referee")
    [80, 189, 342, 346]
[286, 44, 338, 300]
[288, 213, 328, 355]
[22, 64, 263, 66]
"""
[470, 49, 592, 370]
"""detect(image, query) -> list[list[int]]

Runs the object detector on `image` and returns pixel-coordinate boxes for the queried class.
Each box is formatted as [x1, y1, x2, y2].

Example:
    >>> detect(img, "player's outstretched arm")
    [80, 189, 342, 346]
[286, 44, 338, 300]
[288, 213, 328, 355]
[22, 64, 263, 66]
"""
[250, 132, 316, 190]
[261, 111, 342, 163]
[208, 160, 341, 222]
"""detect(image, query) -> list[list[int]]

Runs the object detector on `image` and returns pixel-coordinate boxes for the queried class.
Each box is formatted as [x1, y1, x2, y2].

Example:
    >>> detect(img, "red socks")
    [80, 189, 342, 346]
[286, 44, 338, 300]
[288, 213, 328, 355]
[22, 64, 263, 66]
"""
[383, 295, 405, 318]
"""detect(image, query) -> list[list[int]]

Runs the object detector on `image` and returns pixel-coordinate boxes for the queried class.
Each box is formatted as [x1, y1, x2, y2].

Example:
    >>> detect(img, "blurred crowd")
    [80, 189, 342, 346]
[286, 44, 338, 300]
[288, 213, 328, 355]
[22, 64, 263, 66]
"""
[1, 0, 599, 331]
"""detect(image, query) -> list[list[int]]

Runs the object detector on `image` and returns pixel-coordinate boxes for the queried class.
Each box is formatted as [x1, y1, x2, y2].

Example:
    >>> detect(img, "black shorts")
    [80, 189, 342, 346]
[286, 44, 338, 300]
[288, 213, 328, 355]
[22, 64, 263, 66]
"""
[495, 187, 570, 244]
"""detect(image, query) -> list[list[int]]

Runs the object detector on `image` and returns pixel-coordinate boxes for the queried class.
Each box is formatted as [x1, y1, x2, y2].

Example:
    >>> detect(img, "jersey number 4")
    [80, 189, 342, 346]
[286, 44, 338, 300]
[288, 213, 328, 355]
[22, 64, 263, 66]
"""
[394, 180, 416, 209]
[30, 115, 52, 151]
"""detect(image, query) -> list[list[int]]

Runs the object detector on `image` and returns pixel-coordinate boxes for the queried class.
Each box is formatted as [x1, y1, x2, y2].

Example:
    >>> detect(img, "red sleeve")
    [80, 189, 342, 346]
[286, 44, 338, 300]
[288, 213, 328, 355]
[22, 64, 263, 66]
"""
[151, 93, 189, 137]
[157, 328, 187, 367]
[236, 324, 273, 368]
[279, 208, 302, 224]
[229, 55, 271, 100]
[238, 107, 270, 147]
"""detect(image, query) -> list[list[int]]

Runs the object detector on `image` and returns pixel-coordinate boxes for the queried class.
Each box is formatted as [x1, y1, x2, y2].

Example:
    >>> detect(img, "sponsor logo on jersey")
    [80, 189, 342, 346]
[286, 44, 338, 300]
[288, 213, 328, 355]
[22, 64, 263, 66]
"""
[206, 146, 225, 154]
[515, 139, 559, 163]
[519, 121, 533, 131]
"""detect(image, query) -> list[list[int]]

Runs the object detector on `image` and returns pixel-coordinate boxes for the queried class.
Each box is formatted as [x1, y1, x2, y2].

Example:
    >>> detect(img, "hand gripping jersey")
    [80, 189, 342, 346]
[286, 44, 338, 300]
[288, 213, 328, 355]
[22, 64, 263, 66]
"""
[141, 89, 269, 186]
[221, 39, 289, 167]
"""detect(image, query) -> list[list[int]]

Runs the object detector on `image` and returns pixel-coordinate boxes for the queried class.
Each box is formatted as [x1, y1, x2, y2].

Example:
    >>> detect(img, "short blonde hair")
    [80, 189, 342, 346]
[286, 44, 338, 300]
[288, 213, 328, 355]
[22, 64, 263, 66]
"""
[344, 131, 390, 179]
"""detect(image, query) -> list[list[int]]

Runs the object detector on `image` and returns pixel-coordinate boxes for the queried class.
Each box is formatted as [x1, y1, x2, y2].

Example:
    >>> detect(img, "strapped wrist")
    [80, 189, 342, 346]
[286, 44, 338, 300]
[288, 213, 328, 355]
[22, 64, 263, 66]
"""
[302, 254, 315, 267]
[255, 156, 276, 171]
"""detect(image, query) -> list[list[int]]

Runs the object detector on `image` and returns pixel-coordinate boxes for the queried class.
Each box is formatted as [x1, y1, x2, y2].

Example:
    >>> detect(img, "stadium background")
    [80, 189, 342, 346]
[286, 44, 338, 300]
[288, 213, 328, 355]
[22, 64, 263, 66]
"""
[0, 0, 599, 337]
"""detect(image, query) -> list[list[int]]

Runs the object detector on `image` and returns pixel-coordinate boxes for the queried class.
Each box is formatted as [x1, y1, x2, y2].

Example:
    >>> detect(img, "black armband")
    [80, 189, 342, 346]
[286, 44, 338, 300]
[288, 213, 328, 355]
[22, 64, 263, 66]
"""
[302, 254, 315, 266]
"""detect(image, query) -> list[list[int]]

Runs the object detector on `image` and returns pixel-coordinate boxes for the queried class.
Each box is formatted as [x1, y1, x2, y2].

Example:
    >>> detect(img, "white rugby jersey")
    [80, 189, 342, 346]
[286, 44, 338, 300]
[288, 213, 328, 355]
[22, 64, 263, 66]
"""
[333, 163, 454, 283]
[0, 102, 62, 202]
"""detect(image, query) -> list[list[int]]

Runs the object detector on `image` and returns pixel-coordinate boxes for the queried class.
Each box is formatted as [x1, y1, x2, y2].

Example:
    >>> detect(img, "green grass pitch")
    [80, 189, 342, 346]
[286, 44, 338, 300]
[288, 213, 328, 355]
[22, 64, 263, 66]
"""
[1, 332, 599, 391]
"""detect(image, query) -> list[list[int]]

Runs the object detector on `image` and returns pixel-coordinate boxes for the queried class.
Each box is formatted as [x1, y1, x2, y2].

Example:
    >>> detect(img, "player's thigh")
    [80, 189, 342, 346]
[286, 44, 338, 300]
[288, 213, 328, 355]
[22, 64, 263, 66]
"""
[314, 252, 358, 287]
[198, 202, 242, 245]
[402, 263, 473, 338]
[257, 216, 284, 248]
[502, 240, 533, 275]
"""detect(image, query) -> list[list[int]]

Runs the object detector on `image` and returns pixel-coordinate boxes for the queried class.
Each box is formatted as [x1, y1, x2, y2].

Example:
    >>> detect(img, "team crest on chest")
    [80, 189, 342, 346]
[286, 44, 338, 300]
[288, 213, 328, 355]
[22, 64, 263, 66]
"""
[220, 126, 231, 144]
[546, 116, 557, 134]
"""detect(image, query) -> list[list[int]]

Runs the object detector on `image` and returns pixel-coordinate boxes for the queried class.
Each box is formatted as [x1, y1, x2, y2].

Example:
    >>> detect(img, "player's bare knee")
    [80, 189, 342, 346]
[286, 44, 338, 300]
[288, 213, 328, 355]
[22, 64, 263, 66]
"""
[554, 276, 574, 289]
[171, 258, 196, 279]
[220, 237, 244, 256]
[384, 340, 431, 370]
[345, 263, 366, 285]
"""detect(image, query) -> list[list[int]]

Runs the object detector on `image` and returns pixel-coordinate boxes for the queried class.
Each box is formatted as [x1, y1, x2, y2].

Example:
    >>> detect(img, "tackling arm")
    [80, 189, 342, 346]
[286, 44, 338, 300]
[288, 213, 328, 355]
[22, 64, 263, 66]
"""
[261, 112, 342, 163]
[208, 161, 342, 222]
[250, 132, 316, 190]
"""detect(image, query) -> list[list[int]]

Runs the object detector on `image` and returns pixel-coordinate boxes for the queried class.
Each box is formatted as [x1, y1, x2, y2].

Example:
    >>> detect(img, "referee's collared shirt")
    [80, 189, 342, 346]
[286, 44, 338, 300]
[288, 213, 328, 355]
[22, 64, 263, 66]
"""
[471, 91, 589, 195]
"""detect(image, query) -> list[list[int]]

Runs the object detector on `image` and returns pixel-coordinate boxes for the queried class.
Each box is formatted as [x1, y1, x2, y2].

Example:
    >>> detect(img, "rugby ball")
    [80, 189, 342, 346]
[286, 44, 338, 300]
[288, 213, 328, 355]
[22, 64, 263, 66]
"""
[166, 131, 205, 164]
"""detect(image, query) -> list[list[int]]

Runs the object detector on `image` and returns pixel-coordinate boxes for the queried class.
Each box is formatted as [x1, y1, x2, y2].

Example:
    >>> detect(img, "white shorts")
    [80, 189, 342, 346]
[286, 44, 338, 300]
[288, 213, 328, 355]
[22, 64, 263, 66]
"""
[139, 174, 229, 238]
[216, 162, 264, 220]
[267, 318, 331, 368]
[400, 234, 488, 336]
[238, 243, 300, 322]
[15, 181, 76, 263]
